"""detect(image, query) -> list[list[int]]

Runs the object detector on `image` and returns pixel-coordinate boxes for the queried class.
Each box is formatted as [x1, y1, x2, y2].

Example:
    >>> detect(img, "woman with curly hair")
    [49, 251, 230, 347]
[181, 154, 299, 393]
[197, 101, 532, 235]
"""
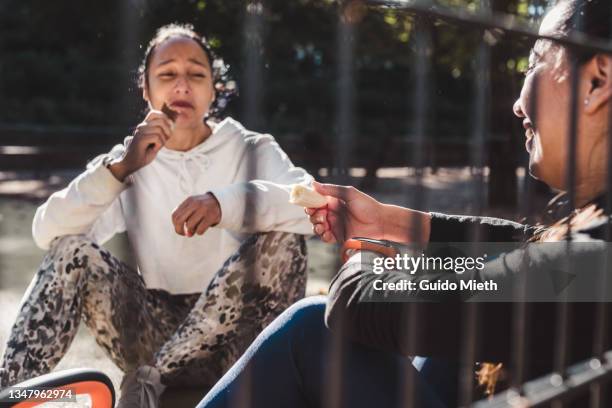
[0, 23, 312, 407]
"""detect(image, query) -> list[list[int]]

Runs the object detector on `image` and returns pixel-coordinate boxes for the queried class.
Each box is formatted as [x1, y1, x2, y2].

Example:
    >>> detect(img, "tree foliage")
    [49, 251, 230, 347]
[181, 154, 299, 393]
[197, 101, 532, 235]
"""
[0, 0, 549, 152]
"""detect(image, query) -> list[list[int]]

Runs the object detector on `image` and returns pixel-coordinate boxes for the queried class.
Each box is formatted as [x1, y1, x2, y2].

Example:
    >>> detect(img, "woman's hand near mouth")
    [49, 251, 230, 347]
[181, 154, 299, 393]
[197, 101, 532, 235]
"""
[108, 110, 174, 182]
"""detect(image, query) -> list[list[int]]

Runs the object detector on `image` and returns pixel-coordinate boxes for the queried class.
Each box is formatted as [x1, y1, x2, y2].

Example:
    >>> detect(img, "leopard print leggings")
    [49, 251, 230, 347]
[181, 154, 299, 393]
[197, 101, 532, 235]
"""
[0, 231, 306, 389]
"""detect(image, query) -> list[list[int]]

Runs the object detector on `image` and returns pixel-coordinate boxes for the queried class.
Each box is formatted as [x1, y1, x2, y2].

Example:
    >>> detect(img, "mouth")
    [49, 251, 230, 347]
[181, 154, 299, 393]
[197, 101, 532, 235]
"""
[525, 127, 535, 153]
[169, 100, 195, 110]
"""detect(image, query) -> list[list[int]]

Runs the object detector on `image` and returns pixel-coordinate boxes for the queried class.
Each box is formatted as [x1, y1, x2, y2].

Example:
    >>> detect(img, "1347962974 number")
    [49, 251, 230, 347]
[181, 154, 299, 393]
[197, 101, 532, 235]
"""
[2, 387, 75, 402]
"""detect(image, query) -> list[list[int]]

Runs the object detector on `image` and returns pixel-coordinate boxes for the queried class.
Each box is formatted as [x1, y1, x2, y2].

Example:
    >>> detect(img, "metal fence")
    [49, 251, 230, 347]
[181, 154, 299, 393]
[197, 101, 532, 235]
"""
[355, 1, 611, 407]
[279, 0, 612, 406]
[1, 0, 611, 406]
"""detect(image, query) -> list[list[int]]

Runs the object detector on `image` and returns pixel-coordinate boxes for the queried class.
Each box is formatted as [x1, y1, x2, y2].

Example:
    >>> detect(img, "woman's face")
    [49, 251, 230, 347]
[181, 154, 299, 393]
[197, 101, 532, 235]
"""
[144, 37, 215, 128]
[513, 6, 605, 193]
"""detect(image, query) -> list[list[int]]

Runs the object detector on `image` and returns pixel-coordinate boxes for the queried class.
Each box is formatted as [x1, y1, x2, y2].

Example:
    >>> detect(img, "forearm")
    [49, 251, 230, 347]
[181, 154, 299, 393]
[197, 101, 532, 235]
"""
[381, 204, 432, 244]
[428, 212, 535, 242]
[32, 161, 127, 250]
[210, 180, 312, 234]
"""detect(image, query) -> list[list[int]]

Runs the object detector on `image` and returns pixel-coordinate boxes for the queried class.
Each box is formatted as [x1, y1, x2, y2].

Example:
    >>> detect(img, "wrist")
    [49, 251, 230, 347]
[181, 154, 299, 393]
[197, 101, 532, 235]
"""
[207, 192, 222, 226]
[381, 204, 431, 244]
[106, 158, 131, 183]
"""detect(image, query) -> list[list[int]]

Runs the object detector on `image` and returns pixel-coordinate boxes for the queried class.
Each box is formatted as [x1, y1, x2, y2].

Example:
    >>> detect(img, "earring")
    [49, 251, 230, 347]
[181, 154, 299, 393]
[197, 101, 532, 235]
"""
[584, 98, 590, 105]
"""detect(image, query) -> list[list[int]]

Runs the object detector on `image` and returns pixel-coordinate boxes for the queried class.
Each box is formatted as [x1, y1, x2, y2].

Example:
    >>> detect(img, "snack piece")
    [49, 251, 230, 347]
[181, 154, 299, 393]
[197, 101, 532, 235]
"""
[161, 103, 179, 123]
[289, 184, 327, 208]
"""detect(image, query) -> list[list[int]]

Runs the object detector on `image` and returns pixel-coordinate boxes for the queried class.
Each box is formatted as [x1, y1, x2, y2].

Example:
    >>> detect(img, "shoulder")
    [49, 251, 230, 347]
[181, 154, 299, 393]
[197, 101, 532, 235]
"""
[87, 137, 129, 169]
[576, 215, 611, 241]
[215, 116, 278, 147]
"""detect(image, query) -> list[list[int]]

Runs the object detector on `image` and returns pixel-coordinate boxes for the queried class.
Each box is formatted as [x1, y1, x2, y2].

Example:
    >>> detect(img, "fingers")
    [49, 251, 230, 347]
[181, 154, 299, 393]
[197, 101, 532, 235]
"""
[137, 133, 166, 155]
[184, 207, 213, 237]
[135, 121, 172, 142]
[305, 208, 315, 216]
[308, 208, 327, 224]
[172, 200, 198, 235]
[312, 220, 336, 243]
[309, 207, 333, 241]
[145, 110, 176, 129]
[312, 181, 360, 202]
[172, 196, 217, 237]
[321, 231, 337, 243]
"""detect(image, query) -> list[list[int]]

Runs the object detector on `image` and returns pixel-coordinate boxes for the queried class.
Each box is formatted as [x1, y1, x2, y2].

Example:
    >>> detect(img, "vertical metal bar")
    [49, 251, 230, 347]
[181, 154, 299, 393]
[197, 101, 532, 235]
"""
[243, 1, 265, 131]
[121, 1, 141, 122]
[511, 71, 540, 393]
[322, 5, 359, 408]
[399, 13, 432, 408]
[236, 2, 266, 406]
[590, 253, 609, 408]
[590, 6, 612, 407]
[334, 6, 356, 186]
[552, 11, 584, 408]
[459, 1, 490, 405]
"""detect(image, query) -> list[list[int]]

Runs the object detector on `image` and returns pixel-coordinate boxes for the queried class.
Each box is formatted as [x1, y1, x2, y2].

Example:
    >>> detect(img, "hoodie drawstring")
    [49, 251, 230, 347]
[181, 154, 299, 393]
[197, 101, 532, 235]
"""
[178, 152, 211, 195]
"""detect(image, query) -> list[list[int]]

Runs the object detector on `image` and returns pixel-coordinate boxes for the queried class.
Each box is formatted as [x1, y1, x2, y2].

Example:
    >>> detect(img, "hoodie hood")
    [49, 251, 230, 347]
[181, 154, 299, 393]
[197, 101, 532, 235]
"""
[155, 117, 241, 194]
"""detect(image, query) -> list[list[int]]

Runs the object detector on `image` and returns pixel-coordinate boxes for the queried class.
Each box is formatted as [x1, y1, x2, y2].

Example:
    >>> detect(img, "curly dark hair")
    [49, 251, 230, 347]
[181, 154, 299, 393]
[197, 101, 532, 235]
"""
[138, 23, 237, 120]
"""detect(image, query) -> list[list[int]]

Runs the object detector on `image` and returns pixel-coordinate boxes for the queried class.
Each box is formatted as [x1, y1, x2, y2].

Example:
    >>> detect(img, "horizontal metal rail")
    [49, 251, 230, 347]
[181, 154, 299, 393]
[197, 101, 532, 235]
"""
[472, 351, 612, 407]
[365, 0, 612, 55]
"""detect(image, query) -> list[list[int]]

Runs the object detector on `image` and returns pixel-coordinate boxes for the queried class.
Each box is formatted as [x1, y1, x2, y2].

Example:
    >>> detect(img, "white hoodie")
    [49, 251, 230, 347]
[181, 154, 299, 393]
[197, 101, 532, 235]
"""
[32, 117, 313, 294]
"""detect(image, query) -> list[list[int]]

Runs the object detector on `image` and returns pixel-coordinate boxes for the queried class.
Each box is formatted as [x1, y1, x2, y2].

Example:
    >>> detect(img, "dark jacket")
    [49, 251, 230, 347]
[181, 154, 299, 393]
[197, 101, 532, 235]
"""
[325, 195, 612, 380]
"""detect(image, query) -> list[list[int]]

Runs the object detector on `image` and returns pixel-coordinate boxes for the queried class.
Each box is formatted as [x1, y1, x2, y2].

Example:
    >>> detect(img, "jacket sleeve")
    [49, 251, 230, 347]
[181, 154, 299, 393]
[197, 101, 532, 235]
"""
[324, 247, 522, 362]
[429, 212, 537, 242]
[32, 146, 128, 250]
[208, 134, 313, 235]
[325, 214, 605, 363]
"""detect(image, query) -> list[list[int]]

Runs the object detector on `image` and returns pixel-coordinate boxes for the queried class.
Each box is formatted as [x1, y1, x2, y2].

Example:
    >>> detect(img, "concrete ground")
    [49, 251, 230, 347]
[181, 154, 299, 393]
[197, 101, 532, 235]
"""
[0, 167, 533, 406]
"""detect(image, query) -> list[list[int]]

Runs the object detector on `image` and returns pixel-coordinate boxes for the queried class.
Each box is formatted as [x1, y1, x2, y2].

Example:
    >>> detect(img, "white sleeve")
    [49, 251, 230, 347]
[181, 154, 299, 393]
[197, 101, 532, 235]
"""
[32, 146, 129, 250]
[208, 134, 313, 235]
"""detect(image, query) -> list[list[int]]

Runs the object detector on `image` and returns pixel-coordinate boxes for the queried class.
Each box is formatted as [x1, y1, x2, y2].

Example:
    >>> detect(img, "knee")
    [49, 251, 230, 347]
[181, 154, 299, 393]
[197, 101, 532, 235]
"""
[48, 234, 98, 257]
[254, 232, 307, 259]
[279, 296, 327, 333]
[44, 235, 102, 284]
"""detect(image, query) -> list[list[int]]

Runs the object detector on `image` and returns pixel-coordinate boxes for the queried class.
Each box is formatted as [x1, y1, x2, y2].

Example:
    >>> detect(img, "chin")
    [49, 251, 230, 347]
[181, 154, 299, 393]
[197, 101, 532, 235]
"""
[528, 162, 549, 185]
[528, 160, 540, 180]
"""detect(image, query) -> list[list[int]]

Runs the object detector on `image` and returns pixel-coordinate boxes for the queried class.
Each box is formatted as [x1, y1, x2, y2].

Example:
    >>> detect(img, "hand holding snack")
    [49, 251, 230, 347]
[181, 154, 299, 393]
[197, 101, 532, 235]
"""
[289, 184, 327, 208]
[171, 193, 222, 237]
[305, 181, 386, 244]
[108, 103, 177, 182]
[306, 181, 432, 245]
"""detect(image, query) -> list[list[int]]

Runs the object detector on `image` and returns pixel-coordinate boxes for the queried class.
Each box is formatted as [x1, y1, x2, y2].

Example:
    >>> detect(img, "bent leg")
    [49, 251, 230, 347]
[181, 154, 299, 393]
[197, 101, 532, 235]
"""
[0, 235, 196, 387]
[77, 240, 198, 372]
[197, 296, 448, 408]
[0, 235, 99, 386]
[154, 232, 307, 387]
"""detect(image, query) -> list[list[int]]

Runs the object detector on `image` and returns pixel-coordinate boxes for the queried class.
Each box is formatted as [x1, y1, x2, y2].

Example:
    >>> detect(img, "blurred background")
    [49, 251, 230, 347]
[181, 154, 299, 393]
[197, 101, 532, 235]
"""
[0, 0, 558, 400]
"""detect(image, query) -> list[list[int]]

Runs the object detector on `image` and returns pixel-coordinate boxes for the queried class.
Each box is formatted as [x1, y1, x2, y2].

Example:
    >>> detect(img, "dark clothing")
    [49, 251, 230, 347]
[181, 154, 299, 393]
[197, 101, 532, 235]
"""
[325, 205, 612, 383]
[198, 297, 453, 408]
[196, 197, 612, 407]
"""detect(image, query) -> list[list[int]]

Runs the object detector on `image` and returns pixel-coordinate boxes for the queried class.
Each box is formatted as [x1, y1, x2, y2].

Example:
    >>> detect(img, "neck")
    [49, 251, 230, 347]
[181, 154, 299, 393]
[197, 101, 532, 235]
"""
[165, 121, 212, 152]
[574, 179, 606, 208]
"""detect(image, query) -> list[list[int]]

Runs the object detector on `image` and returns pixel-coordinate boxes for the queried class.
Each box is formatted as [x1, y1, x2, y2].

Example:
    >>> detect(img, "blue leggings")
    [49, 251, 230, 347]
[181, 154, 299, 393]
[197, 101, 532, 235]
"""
[197, 296, 458, 408]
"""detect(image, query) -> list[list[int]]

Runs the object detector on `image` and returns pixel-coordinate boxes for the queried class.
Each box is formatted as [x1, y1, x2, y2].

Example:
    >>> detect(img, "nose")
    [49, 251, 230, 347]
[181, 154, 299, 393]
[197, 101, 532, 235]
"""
[173, 75, 191, 94]
[513, 97, 524, 118]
